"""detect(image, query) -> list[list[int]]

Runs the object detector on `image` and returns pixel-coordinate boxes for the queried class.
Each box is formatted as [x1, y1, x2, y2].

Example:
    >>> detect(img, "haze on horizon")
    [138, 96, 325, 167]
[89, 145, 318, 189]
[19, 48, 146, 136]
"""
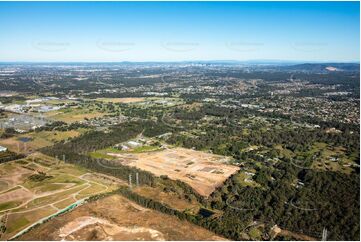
[0, 1, 359, 62]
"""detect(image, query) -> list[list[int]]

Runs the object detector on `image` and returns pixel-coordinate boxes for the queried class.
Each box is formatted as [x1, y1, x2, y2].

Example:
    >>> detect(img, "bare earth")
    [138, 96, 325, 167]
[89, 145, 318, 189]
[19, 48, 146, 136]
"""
[95, 97, 145, 103]
[108, 147, 239, 196]
[19, 194, 225, 241]
[0, 187, 33, 203]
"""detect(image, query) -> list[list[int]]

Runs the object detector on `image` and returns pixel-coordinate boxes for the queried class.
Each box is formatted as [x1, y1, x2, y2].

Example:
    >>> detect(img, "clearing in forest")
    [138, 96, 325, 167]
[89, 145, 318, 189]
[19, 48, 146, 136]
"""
[107, 147, 239, 196]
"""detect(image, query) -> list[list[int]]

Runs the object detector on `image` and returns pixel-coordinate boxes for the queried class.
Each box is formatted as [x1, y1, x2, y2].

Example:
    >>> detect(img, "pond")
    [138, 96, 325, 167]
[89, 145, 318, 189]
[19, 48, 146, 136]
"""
[18, 137, 32, 143]
[198, 208, 214, 218]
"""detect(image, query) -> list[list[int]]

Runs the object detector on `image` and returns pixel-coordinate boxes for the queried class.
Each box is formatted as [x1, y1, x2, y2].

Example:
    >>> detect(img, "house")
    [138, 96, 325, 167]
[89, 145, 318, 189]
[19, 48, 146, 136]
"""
[127, 141, 141, 148]
[0, 146, 7, 152]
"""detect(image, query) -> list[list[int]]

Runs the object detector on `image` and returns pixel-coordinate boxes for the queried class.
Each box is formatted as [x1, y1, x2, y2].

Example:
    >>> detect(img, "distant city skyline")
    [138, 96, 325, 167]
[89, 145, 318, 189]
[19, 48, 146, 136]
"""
[0, 1, 359, 62]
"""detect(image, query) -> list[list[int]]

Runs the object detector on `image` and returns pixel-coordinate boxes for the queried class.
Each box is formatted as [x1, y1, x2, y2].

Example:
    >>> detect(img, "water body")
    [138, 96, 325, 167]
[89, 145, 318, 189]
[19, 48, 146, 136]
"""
[18, 137, 32, 142]
[198, 208, 214, 218]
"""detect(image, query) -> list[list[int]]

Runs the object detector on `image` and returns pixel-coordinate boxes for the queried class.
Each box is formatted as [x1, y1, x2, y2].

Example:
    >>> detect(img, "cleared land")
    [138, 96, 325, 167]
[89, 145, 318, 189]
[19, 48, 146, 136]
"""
[19, 194, 225, 241]
[0, 129, 85, 154]
[107, 147, 239, 196]
[95, 97, 146, 103]
[44, 108, 106, 123]
[0, 153, 121, 240]
[133, 186, 200, 213]
[274, 142, 356, 174]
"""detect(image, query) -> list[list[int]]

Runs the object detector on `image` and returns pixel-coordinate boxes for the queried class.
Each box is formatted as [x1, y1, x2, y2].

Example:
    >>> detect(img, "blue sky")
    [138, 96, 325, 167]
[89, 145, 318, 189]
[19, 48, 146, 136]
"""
[0, 1, 359, 62]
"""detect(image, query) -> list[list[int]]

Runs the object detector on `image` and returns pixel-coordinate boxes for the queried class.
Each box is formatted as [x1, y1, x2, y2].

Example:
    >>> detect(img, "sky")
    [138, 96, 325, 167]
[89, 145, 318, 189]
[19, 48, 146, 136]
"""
[0, 1, 359, 62]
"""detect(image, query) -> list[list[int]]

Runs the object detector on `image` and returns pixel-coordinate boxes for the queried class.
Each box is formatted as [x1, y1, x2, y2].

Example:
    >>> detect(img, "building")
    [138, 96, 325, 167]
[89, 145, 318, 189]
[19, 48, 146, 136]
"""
[0, 146, 7, 152]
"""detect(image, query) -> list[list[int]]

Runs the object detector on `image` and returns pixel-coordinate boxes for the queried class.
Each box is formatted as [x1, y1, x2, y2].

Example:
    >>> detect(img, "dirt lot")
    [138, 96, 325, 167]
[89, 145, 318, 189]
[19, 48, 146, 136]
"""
[0, 163, 33, 187]
[0, 187, 33, 204]
[0, 136, 50, 153]
[108, 147, 239, 196]
[278, 228, 317, 241]
[19, 194, 225, 241]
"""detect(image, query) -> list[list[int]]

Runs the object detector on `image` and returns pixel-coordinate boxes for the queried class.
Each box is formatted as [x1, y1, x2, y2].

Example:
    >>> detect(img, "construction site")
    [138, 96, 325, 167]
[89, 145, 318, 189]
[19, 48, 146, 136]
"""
[19, 194, 225, 241]
[106, 147, 240, 197]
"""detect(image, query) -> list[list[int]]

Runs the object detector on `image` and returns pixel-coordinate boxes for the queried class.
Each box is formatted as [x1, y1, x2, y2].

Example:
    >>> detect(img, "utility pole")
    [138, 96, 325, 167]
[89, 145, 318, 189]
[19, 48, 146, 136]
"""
[136, 172, 139, 186]
[321, 227, 328, 241]
[129, 174, 132, 188]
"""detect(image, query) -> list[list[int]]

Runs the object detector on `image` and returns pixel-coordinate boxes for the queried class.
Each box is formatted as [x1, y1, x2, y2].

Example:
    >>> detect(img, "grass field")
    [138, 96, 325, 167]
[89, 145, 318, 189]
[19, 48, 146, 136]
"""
[95, 97, 146, 103]
[44, 107, 106, 123]
[89, 144, 163, 159]
[0, 152, 121, 240]
[0, 129, 86, 154]
[272, 142, 357, 174]
[310, 143, 355, 174]
[234, 171, 260, 188]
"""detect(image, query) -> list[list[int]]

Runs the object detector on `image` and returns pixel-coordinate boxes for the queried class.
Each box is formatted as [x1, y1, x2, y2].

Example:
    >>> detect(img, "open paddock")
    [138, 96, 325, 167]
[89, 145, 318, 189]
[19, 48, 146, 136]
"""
[95, 97, 146, 103]
[0, 129, 85, 154]
[45, 108, 106, 123]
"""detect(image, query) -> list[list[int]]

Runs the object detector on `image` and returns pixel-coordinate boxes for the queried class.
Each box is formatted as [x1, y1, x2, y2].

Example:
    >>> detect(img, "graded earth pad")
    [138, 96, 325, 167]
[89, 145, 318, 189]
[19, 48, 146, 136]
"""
[108, 147, 240, 196]
[19, 194, 225, 241]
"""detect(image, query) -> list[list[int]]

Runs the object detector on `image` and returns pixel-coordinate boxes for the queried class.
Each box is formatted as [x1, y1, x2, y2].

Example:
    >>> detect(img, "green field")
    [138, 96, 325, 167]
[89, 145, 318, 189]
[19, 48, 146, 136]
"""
[89, 144, 163, 159]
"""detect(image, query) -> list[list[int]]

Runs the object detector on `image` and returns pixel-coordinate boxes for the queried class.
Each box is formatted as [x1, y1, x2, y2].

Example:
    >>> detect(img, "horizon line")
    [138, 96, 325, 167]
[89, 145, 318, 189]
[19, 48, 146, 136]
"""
[0, 59, 359, 64]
